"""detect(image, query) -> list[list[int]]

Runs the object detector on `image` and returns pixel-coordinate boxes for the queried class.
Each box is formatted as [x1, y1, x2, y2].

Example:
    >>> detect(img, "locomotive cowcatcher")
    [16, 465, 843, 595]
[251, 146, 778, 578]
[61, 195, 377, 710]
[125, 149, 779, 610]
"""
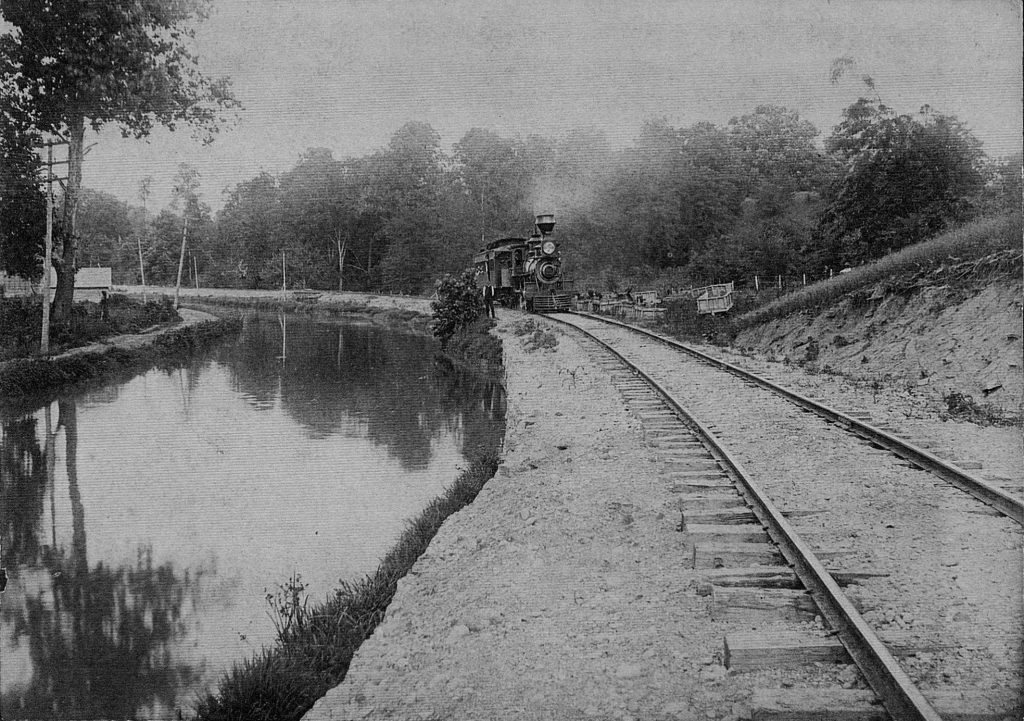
[473, 213, 573, 312]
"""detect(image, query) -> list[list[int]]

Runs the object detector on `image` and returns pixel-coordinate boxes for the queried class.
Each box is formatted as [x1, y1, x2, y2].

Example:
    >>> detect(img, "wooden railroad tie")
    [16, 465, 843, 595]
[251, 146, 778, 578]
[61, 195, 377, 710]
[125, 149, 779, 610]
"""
[749, 687, 1019, 721]
[724, 630, 954, 672]
[691, 542, 854, 569]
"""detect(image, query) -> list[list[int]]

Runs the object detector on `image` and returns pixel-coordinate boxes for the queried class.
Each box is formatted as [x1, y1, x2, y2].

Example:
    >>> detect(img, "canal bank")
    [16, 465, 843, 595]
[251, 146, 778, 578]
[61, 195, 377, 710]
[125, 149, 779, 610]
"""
[0, 308, 237, 408]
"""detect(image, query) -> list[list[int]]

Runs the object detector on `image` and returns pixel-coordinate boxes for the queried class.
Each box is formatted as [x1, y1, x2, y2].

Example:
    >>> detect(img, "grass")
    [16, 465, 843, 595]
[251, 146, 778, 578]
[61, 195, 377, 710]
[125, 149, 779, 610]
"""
[192, 451, 502, 721]
[0, 294, 180, 361]
[734, 213, 1023, 330]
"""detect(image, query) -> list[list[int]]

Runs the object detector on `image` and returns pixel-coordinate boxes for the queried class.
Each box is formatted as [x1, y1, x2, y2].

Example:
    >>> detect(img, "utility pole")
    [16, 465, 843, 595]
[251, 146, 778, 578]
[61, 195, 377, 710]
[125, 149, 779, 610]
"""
[41, 143, 54, 354]
[137, 237, 147, 302]
[173, 214, 188, 309]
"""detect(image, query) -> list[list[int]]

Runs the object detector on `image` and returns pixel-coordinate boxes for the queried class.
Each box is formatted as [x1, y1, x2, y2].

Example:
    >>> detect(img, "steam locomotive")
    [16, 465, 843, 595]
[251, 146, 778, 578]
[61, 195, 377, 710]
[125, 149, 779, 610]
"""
[473, 213, 573, 312]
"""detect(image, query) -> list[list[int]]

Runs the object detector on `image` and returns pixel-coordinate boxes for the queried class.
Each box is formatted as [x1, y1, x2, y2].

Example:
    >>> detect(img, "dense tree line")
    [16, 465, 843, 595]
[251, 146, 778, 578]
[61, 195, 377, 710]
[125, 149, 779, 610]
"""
[5, 102, 1020, 297]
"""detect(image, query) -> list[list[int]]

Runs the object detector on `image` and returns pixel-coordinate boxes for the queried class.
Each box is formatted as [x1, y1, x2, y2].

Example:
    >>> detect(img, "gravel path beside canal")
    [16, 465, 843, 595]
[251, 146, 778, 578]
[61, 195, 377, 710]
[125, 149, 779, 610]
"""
[301, 311, 1022, 721]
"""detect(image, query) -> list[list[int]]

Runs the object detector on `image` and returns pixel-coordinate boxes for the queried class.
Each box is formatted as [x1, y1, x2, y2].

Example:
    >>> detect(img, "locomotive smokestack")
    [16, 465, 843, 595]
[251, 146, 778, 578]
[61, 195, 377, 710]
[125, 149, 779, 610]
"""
[535, 213, 555, 235]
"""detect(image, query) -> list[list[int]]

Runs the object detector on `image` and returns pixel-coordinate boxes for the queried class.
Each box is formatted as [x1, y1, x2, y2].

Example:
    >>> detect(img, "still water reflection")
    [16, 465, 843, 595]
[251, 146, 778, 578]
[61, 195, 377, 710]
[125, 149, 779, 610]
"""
[1, 315, 505, 719]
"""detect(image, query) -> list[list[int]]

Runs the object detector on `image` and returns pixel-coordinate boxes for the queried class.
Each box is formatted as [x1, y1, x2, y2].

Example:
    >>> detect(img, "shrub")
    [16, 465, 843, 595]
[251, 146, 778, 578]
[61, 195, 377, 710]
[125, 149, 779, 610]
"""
[430, 269, 482, 348]
[445, 317, 503, 372]
[802, 336, 820, 363]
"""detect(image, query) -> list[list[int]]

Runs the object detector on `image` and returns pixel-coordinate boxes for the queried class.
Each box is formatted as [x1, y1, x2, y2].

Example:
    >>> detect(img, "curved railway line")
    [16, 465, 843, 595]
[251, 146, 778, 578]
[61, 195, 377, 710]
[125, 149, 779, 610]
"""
[547, 310, 1023, 721]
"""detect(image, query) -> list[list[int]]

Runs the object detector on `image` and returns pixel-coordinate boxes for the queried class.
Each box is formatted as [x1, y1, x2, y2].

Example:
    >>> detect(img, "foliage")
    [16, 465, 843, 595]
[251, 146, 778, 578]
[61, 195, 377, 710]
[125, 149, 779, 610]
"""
[0, 295, 179, 361]
[193, 452, 500, 721]
[30, 96, 1015, 305]
[444, 317, 503, 373]
[0, 0, 237, 319]
[736, 213, 1022, 329]
[76, 188, 134, 269]
[0, 115, 46, 280]
[817, 99, 987, 266]
[430, 269, 483, 348]
[941, 390, 1018, 426]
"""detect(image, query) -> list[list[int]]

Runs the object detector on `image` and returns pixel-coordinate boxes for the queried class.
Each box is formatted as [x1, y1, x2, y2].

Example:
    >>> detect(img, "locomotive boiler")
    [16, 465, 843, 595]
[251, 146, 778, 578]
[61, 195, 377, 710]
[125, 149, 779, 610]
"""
[473, 213, 573, 312]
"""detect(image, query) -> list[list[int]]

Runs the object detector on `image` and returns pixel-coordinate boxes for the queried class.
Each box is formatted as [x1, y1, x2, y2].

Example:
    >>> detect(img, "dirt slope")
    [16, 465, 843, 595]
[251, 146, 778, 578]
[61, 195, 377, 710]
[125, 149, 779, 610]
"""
[733, 279, 1023, 415]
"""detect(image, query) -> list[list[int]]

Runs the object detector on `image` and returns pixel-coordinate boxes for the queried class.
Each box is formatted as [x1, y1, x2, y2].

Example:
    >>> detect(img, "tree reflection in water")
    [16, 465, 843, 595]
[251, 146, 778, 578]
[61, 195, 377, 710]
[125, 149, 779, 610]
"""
[1, 400, 198, 720]
[219, 315, 505, 469]
[1, 315, 506, 718]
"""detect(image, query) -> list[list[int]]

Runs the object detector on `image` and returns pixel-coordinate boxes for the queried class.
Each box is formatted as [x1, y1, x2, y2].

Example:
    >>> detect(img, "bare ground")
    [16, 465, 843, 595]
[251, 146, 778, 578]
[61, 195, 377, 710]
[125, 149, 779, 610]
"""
[303, 310, 1023, 721]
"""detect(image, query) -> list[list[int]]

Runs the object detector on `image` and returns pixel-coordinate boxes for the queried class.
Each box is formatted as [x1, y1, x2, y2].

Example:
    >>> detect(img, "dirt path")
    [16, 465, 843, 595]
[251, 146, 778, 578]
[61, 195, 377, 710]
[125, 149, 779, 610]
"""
[118, 285, 434, 315]
[301, 310, 1022, 721]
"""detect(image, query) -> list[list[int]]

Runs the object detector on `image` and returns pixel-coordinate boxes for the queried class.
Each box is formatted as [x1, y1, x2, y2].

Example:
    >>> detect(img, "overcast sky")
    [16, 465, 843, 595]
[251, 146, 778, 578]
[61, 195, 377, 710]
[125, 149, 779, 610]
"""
[55, 0, 1024, 211]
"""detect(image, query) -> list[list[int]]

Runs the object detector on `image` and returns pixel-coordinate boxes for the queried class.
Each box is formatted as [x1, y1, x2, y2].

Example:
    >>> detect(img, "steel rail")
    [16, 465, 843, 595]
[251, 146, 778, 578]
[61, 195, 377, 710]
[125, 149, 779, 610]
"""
[550, 312, 944, 721]
[567, 311, 1023, 525]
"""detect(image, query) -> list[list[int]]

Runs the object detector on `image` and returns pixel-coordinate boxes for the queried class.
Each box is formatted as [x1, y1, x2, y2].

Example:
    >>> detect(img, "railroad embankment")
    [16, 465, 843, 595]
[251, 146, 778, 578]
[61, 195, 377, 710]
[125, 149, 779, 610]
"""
[733, 275, 1022, 416]
[729, 218, 1023, 417]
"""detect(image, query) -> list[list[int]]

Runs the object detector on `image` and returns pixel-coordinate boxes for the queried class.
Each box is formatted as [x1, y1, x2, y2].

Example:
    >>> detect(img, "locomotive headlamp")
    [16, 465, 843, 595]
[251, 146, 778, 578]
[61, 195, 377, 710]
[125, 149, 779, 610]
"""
[542, 240, 556, 256]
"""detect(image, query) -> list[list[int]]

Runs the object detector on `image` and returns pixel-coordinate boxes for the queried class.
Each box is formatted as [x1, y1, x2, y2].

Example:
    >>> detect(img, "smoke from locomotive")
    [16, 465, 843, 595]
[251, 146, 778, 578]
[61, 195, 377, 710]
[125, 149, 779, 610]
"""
[473, 213, 573, 312]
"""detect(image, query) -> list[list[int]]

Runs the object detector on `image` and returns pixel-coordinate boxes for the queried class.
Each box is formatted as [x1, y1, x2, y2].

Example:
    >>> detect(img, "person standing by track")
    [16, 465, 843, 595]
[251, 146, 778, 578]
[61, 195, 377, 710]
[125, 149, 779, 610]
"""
[482, 284, 495, 318]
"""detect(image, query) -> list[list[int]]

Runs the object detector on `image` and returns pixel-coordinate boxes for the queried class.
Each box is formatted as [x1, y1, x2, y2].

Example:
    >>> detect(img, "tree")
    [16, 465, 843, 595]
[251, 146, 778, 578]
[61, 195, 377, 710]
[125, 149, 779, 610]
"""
[216, 172, 281, 289]
[0, 122, 46, 280]
[453, 128, 531, 241]
[727, 105, 830, 195]
[819, 100, 987, 264]
[170, 164, 202, 307]
[376, 122, 448, 293]
[0, 0, 237, 320]
[75, 189, 132, 269]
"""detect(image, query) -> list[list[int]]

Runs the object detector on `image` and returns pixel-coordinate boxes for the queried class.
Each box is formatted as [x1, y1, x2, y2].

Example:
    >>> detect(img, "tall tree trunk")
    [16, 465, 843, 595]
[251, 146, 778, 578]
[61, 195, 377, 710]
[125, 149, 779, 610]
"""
[336, 230, 347, 292]
[52, 116, 86, 322]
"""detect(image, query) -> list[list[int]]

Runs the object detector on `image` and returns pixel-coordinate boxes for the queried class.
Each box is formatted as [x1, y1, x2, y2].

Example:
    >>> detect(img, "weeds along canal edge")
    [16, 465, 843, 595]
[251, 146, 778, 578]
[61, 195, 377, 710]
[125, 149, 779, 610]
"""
[191, 451, 501, 721]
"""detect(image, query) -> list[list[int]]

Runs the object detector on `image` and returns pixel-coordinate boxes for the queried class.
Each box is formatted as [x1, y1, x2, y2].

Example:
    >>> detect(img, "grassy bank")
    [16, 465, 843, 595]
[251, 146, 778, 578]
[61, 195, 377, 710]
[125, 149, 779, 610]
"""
[0, 318, 240, 415]
[735, 213, 1023, 330]
[0, 294, 180, 361]
[193, 452, 501, 721]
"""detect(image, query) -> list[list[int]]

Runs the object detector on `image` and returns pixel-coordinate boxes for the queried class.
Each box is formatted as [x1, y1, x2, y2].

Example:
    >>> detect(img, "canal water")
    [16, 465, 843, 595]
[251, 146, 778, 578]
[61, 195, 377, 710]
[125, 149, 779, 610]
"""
[0, 314, 505, 720]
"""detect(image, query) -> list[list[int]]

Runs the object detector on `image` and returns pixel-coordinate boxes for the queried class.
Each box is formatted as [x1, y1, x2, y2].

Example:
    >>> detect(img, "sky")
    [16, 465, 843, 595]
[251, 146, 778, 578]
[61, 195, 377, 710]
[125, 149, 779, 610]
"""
[15, 0, 1024, 212]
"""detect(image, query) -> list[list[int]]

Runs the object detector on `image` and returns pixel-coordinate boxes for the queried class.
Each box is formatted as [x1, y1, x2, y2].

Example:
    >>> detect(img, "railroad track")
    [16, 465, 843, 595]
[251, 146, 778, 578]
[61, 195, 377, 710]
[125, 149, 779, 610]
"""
[546, 311, 1023, 720]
